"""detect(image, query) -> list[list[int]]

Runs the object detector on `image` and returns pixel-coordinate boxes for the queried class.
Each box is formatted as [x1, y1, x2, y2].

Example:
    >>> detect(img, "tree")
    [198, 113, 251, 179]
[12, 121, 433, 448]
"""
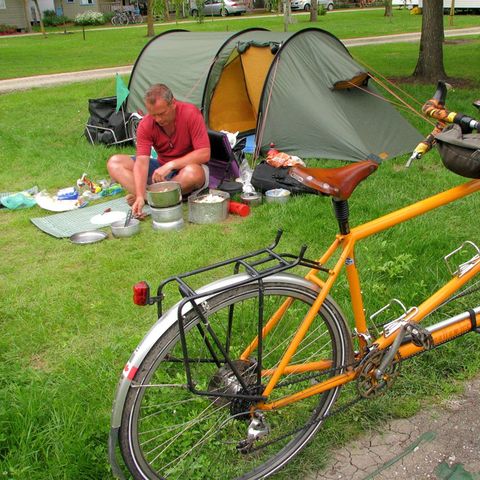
[384, 0, 392, 17]
[22, 0, 32, 33]
[449, 0, 455, 26]
[147, 0, 155, 37]
[412, 0, 447, 82]
[310, 0, 318, 22]
[32, 0, 46, 37]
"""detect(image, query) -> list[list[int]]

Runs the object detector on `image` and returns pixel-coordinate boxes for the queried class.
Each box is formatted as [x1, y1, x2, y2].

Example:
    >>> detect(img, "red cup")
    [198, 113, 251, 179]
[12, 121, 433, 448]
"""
[229, 201, 250, 217]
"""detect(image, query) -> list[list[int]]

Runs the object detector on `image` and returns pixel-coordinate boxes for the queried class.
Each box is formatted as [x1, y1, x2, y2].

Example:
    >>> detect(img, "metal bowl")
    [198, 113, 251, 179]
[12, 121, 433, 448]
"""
[149, 203, 183, 223]
[146, 182, 181, 208]
[240, 192, 262, 207]
[152, 218, 185, 232]
[265, 189, 291, 204]
[111, 218, 140, 238]
[70, 230, 108, 245]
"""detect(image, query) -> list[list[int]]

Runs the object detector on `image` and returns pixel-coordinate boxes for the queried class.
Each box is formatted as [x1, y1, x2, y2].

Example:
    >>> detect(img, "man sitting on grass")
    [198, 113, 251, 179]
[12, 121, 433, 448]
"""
[107, 83, 211, 217]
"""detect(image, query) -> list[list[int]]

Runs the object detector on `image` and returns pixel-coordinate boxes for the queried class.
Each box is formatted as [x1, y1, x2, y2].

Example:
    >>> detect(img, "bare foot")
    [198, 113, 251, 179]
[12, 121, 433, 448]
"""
[126, 194, 135, 206]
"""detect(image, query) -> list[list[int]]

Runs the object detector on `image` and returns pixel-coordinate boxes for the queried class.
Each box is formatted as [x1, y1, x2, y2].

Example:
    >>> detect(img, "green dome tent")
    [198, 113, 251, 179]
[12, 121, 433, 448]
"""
[126, 28, 422, 162]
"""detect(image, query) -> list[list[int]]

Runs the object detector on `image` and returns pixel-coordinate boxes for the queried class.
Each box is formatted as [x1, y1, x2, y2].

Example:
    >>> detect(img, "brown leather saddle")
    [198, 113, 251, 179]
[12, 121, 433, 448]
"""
[288, 160, 379, 201]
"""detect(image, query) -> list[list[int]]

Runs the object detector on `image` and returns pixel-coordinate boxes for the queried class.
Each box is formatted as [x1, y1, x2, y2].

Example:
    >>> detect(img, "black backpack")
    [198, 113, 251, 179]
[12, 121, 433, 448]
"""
[84, 96, 131, 146]
[251, 161, 317, 195]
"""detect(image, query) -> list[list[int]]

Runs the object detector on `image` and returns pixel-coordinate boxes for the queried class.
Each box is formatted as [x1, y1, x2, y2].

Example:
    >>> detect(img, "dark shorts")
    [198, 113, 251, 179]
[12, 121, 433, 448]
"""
[131, 156, 209, 188]
[131, 156, 159, 185]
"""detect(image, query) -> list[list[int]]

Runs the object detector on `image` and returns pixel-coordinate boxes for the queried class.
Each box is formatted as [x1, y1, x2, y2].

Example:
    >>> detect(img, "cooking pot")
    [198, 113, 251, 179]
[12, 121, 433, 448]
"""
[146, 181, 181, 208]
[149, 203, 183, 223]
[188, 190, 230, 224]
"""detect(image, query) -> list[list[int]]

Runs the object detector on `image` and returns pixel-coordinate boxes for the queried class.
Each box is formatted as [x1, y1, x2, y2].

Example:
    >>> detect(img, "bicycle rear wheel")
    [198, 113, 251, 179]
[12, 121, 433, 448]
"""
[119, 276, 352, 479]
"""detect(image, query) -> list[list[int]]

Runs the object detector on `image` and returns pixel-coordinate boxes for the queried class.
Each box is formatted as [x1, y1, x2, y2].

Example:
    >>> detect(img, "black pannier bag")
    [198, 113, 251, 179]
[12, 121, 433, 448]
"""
[251, 161, 318, 195]
[435, 124, 480, 179]
[84, 96, 131, 146]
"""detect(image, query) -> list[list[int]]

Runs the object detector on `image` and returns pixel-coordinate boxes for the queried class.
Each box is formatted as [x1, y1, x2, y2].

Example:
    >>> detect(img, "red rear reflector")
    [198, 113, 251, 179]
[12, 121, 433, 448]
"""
[133, 281, 150, 306]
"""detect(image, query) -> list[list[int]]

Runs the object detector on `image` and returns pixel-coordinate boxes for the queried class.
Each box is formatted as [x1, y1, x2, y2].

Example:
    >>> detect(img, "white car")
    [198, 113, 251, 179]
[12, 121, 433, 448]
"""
[291, 0, 334, 11]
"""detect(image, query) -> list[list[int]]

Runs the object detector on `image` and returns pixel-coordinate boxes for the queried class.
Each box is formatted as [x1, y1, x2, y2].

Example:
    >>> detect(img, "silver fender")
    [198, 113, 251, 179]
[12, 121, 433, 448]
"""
[110, 272, 324, 429]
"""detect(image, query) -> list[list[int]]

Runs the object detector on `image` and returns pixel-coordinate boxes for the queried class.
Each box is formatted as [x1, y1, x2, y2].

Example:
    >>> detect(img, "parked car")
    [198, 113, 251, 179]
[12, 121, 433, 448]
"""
[190, 0, 247, 16]
[290, 0, 334, 10]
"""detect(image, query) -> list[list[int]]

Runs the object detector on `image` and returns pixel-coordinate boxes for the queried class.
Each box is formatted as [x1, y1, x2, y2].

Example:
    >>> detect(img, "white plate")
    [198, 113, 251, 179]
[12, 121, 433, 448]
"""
[90, 211, 126, 226]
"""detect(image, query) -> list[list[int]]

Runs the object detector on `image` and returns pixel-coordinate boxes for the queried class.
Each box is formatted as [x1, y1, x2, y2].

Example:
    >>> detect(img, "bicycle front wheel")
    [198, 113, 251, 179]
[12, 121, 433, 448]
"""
[119, 276, 352, 479]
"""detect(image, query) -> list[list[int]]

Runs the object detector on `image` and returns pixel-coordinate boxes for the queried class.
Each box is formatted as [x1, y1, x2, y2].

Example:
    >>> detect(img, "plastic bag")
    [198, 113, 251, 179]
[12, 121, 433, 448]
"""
[1, 192, 37, 210]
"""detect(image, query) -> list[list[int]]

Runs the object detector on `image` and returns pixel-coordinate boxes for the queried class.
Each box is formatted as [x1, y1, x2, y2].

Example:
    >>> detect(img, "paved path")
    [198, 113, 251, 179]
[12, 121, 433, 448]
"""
[1, 26, 479, 94]
[309, 375, 480, 480]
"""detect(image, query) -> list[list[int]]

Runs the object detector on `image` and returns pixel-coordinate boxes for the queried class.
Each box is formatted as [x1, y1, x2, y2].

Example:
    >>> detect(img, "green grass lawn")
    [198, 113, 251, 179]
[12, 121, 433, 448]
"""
[0, 8, 479, 79]
[1, 26, 480, 480]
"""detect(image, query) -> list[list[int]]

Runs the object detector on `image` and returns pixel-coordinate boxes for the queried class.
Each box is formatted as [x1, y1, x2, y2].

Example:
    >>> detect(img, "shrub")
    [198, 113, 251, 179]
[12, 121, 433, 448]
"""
[0, 24, 17, 34]
[318, 4, 327, 14]
[74, 10, 105, 25]
[103, 11, 115, 23]
[42, 10, 71, 26]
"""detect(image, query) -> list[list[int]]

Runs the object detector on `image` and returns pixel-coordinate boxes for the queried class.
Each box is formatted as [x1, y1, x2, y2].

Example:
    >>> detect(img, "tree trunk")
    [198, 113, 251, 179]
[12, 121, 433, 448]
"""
[384, 0, 392, 17]
[22, 0, 32, 33]
[164, 0, 170, 21]
[147, 0, 155, 37]
[283, 0, 291, 31]
[310, 0, 318, 21]
[412, 0, 447, 82]
[32, 0, 46, 36]
[449, 0, 455, 26]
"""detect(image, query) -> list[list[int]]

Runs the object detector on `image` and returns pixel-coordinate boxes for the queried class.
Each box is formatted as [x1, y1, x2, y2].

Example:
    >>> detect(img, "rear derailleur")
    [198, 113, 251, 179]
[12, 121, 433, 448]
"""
[236, 412, 270, 454]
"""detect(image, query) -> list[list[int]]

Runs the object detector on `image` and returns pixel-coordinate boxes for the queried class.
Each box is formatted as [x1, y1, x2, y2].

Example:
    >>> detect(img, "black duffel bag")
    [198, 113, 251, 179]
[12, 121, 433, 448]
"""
[435, 124, 480, 179]
[251, 161, 318, 195]
[84, 96, 130, 146]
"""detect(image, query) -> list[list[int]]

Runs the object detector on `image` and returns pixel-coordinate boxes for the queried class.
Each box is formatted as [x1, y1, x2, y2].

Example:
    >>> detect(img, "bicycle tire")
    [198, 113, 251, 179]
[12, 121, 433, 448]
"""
[119, 277, 352, 479]
[111, 15, 119, 25]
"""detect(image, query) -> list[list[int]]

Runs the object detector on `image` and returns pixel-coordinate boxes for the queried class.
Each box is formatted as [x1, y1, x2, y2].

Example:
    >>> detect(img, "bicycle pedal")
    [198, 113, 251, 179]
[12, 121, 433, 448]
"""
[444, 241, 480, 277]
[405, 323, 434, 350]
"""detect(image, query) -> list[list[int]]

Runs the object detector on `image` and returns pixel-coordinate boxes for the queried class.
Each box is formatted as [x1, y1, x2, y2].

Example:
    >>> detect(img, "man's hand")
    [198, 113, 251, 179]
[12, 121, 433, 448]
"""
[152, 163, 177, 183]
[132, 196, 146, 218]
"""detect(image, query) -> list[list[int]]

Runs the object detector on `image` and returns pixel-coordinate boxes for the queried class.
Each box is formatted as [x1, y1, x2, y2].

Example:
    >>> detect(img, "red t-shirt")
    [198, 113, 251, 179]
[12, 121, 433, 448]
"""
[136, 101, 209, 165]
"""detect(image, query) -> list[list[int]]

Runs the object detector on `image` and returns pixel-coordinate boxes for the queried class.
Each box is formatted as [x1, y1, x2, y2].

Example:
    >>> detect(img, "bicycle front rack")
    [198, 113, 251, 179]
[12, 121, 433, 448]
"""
[142, 230, 328, 403]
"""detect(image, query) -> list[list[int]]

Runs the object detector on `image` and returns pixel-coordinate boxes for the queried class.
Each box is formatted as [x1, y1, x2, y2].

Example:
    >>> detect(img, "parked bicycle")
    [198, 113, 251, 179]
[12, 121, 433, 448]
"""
[109, 82, 480, 479]
[111, 8, 143, 26]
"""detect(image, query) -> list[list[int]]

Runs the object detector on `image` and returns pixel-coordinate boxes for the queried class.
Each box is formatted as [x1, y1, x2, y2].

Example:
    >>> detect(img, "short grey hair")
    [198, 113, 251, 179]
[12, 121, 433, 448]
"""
[145, 84, 174, 105]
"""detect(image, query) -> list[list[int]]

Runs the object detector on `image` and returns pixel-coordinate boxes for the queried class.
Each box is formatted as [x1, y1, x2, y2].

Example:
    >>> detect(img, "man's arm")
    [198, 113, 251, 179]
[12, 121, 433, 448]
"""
[152, 147, 210, 182]
[132, 154, 150, 217]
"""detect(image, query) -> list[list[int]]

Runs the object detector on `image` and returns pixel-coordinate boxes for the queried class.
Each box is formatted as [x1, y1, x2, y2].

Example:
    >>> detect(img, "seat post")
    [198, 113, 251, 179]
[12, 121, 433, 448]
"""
[332, 198, 350, 235]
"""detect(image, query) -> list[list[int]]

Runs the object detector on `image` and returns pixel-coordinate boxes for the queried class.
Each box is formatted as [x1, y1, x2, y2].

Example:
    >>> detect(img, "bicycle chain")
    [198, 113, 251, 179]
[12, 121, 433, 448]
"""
[240, 286, 480, 453]
[246, 321, 476, 453]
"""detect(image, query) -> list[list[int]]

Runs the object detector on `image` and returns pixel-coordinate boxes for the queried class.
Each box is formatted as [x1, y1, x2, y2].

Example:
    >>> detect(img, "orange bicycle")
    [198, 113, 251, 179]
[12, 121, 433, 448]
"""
[109, 82, 480, 479]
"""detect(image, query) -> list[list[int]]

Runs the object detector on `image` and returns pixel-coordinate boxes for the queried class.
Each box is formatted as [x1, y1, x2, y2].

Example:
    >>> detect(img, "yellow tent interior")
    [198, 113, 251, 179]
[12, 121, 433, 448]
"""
[209, 45, 276, 134]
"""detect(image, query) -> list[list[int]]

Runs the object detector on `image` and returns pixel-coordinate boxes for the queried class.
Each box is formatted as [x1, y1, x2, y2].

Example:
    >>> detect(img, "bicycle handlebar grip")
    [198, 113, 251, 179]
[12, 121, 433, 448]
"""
[433, 80, 448, 105]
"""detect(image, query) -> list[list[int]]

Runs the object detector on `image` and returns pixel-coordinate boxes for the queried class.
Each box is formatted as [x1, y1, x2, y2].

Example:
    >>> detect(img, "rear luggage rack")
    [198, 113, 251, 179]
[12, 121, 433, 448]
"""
[138, 230, 328, 402]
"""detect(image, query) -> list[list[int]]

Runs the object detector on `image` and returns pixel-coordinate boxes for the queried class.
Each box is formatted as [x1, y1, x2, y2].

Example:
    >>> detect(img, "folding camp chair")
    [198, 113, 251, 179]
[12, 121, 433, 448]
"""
[84, 74, 139, 147]
[84, 96, 139, 146]
[207, 130, 246, 191]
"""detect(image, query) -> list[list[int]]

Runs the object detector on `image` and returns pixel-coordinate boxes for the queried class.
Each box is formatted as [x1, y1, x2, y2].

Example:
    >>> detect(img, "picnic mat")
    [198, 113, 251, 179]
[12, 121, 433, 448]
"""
[31, 197, 131, 238]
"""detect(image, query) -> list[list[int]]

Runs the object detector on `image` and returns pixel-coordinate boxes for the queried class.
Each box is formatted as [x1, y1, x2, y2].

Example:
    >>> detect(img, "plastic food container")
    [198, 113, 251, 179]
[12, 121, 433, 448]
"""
[265, 189, 291, 204]
[111, 218, 140, 238]
[146, 182, 181, 208]
[188, 190, 230, 224]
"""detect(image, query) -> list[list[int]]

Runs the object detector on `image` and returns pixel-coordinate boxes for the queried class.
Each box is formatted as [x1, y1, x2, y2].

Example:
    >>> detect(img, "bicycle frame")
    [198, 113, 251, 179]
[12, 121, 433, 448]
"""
[240, 178, 480, 411]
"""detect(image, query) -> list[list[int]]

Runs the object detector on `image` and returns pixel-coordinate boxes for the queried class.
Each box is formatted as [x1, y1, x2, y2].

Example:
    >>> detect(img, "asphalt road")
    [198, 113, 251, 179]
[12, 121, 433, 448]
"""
[0, 26, 479, 94]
